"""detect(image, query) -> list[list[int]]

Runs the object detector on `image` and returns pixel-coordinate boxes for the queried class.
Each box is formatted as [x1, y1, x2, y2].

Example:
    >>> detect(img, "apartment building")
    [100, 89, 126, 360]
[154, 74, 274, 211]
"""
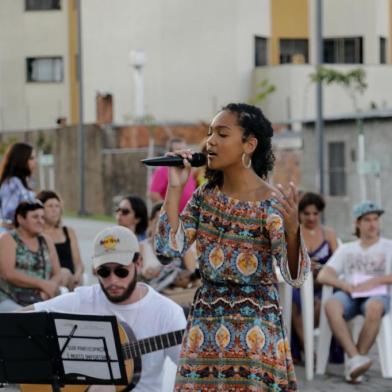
[0, 0, 270, 129]
[257, 0, 392, 123]
[0, 0, 71, 130]
[1, 0, 392, 130]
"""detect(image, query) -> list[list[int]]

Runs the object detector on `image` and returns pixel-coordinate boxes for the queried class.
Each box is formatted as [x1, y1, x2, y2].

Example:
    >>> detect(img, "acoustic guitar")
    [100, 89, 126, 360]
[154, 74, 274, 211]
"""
[20, 322, 184, 392]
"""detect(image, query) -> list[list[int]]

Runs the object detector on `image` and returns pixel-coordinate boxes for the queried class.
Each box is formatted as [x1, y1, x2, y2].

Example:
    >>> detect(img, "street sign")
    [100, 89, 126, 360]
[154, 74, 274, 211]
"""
[39, 154, 54, 167]
[358, 160, 381, 175]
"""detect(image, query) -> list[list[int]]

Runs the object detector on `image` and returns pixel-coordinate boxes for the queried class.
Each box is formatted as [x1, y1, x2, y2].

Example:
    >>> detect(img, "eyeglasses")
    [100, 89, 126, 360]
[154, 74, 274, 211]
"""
[115, 207, 131, 216]
[96, 266, 130, 279]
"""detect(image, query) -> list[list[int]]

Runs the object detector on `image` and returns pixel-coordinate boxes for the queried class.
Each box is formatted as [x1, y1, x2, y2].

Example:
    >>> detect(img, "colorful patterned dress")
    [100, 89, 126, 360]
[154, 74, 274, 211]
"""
[155, 184, 310, 391]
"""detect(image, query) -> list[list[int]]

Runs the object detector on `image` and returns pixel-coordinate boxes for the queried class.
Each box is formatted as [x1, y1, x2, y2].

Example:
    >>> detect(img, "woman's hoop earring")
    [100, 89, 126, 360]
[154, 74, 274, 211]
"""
[242, 153, 252, 169]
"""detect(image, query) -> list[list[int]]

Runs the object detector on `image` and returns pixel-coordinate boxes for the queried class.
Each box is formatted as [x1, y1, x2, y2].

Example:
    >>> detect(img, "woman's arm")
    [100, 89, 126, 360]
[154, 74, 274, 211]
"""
[164, 185, 184, 233]
[42, 234, 62, 287]
[317, 265, 354, 293]
[272, 183, 304, 279]
[67, 227, 84, 284]
[325, 227, 338, 253]
[285, 229, 301, 279]
[155, 156, 202, 261]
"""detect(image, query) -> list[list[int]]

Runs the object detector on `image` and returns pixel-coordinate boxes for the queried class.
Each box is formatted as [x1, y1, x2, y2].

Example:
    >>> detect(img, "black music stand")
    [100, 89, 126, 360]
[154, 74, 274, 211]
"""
[0, 312, 128, 392]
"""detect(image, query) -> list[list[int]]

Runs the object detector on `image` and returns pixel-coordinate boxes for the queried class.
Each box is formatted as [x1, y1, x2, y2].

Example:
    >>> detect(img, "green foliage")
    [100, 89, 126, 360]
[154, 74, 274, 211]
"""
[310, 66, 367, 94]
[0, 136, 20, 155]
[143, 114, 157, 136]
[249, 79, 276, 105]
[36, 132, 53, 154]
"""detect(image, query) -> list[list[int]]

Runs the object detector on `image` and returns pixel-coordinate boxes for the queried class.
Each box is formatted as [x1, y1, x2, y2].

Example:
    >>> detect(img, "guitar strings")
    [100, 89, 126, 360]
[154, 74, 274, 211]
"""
[123, 330, 184, 357]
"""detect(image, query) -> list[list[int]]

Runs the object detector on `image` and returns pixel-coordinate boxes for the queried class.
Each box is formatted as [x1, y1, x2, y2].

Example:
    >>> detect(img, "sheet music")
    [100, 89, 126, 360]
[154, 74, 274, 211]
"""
[351, 273, 388, 298]
[54, 317, 122, 381]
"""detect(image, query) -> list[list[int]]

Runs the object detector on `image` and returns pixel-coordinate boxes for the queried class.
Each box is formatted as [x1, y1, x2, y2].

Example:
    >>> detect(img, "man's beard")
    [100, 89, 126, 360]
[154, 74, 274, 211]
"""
[100, 270, 138, 303]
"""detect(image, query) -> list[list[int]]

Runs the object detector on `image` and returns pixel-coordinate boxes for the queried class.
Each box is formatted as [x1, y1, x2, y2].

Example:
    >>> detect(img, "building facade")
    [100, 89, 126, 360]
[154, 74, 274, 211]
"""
[0, 0, 71, 130]
[256, 0, 392, 123]
[2, 0, 392, 128]
[301, 113, 392, 240]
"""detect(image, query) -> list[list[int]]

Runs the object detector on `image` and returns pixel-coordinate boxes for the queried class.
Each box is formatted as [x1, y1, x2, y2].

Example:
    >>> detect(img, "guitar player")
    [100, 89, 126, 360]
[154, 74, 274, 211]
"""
[23, 225, 187, 391]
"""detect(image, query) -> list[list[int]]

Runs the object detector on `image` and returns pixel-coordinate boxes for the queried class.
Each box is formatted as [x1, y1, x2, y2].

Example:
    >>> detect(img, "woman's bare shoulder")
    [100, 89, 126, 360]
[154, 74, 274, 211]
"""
[256, 181, 276, 200]
[41, 232, 55, 246]
[324, 226, 337, 240]
[0, 231, 15, 245]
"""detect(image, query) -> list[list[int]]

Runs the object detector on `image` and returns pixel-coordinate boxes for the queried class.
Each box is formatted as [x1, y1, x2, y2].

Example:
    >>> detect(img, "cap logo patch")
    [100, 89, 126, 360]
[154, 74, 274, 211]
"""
[100, 235, 120, 251]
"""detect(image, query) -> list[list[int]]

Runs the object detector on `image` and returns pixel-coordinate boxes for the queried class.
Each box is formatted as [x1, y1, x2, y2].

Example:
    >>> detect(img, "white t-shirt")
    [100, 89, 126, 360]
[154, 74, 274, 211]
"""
[34, 283, 186, 392]
[327, 237, 392, 290]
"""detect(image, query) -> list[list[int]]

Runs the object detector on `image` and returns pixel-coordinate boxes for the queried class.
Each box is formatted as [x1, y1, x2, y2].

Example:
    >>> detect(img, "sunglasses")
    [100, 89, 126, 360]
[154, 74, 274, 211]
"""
[96, 266, 130, 279]
[115, 207, 131, 216]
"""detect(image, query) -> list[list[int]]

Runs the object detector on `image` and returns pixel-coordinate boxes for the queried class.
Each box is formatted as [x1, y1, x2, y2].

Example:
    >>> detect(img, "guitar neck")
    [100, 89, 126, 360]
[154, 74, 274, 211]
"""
[122, 329, 184, 359]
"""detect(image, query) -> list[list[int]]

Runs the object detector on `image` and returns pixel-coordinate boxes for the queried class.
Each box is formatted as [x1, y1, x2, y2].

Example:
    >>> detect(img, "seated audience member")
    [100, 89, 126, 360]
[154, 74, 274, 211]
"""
[37, 190, 84, 290]
[291, 192, 341, 363]
[23, 226, 187, 392]
[0, 142, 37, 232]
[0, 200, 63, 310]
[318, 201, 392, 383]
[115, 195, 148, 241]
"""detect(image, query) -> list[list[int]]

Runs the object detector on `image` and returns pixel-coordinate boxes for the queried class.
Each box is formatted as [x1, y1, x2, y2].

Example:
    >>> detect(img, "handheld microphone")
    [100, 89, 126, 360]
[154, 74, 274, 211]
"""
[141, 152, 207, 167]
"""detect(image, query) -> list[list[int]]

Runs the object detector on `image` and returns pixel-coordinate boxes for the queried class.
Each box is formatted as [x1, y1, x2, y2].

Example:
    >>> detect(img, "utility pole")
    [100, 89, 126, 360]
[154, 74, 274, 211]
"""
[76, 0, 87, 215]
[315, 0, 324, 195]
[129, 49, 146, 119]
[129, 50, 152, 210]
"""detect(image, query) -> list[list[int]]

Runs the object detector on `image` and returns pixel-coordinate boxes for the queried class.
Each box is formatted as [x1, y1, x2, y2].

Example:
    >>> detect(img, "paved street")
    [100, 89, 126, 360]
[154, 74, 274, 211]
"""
[63, 216, 111, 283]
[297, 356, 392, 391]
[1, 217, 391, 391]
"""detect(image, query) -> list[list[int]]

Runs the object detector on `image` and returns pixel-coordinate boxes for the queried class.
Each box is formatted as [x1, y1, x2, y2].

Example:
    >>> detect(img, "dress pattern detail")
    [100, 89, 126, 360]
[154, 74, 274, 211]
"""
[155, 184, 310, 391]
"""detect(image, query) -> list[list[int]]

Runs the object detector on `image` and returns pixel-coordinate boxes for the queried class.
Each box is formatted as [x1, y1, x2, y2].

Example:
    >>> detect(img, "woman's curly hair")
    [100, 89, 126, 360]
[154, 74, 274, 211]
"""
[205, 103, 275, 187]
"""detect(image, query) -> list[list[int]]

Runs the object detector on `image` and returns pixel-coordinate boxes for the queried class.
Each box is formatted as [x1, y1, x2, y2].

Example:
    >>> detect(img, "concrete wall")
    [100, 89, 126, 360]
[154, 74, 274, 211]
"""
[53, 124, 105, 214]
[0, 122, 208, 215]
[0, 0, 70, 130]
[302, 117, 392, 240]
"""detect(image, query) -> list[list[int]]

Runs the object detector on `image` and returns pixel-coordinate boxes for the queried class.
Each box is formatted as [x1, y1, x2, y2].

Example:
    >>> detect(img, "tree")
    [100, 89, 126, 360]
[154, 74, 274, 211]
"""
[310, 66, 370, 201]
[249, 79, 276, 105]
[310, 66, 367, 111]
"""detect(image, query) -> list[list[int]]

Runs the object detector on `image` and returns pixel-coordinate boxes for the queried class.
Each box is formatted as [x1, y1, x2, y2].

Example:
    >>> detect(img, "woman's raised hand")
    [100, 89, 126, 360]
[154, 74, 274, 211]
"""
[271, 182, 299, 236]
[167, 149, 193, 188]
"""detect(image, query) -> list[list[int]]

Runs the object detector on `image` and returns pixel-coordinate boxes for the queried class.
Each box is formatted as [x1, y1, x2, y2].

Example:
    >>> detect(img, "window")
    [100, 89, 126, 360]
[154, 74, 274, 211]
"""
[380, 37, 387, 64]
[255, 36, 268, 66]
[324, 37, 363, 64]
[25, 0, 61, 10]
[26, 57, 63, 83]
[279, 39, 308, 64]
[328, 142, 346, 196]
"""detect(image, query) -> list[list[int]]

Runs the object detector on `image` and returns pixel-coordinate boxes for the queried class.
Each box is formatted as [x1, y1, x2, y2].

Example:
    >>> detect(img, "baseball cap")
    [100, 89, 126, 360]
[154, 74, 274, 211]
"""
[353, 201, 384, 221]
[92, 226, 139, 269]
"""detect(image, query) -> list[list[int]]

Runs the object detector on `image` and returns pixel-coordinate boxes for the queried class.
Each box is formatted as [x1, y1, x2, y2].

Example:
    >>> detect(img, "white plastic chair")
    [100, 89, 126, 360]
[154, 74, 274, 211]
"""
[316, 284, 392, 378]
[277, 268, 314, 381]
